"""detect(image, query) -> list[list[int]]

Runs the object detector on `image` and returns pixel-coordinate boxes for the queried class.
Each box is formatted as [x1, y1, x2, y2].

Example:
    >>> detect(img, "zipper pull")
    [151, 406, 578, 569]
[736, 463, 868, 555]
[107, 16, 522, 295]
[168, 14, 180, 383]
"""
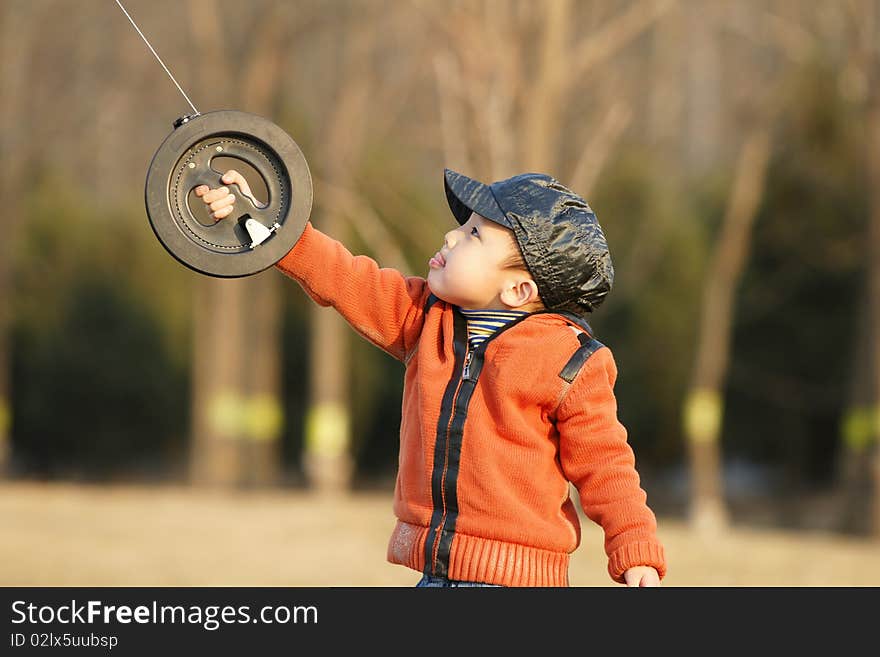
[462, 350, 474, 380]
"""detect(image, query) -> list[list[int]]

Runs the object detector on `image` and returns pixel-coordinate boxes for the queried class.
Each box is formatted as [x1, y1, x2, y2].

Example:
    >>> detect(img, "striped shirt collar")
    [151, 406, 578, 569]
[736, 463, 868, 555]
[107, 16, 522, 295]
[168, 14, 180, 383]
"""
[459, 308, 528, 349]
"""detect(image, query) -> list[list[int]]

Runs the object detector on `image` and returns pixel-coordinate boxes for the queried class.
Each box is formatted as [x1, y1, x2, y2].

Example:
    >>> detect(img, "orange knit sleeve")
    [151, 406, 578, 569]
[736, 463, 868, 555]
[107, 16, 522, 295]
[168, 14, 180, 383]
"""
[275, 222, 430, 361]
[555, 346, 667, 583]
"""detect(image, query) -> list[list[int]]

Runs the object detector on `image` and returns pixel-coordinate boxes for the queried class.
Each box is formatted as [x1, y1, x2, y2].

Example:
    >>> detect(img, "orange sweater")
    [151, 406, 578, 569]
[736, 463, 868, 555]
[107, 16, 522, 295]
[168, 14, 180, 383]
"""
[276, 223, 666, 586]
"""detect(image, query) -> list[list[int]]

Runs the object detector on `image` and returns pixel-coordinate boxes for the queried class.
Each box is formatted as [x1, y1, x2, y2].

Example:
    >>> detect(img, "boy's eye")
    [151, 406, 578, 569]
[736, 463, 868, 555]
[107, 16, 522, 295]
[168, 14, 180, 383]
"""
[470, 227, 479, 237]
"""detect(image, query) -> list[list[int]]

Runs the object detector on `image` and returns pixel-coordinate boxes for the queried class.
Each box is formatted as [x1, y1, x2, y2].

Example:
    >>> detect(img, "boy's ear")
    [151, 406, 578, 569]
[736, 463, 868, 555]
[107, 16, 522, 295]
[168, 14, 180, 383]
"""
[500, 275, 541, 309]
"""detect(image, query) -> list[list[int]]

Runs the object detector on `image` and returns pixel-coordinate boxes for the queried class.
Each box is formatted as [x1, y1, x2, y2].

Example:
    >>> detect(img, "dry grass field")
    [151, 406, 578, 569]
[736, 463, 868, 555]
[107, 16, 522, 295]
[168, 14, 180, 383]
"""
[2, 481, 879, 587]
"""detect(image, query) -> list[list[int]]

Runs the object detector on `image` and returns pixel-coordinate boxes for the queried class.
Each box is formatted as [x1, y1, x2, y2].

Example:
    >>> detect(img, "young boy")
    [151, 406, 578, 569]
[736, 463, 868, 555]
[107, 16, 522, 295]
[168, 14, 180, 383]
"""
[196, 168, 667, 587]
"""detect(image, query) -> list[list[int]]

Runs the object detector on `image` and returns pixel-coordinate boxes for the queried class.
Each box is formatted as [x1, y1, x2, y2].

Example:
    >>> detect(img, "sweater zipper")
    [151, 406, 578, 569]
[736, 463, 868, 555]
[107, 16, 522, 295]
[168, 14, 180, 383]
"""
[462, 349, 475, 381]
[430, 344, 470, 572]
[427, 310, 551, 576]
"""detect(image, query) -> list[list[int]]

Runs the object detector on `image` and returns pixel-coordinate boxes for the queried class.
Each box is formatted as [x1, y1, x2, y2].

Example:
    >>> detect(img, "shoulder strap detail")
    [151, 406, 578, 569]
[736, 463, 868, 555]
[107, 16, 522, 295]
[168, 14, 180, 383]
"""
[559, 332, 605, 383]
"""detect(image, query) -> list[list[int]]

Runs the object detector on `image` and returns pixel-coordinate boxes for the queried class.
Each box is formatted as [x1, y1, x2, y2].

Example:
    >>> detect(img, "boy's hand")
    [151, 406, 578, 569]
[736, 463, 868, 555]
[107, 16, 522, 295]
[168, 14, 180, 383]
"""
[194, 170, 257, 221]
[623, 566, 660, 587]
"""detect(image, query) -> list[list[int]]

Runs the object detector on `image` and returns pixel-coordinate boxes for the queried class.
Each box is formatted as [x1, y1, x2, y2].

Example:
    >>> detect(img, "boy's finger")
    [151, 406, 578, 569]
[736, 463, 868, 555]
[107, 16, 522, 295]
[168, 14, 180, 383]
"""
[640, 572, 660, 587]
[213, 205, 234, 221]
[223, 170, 254, 198]
[194, 185, 209, 197]
[201, 186, 229, 204]
[624, 570, 643, 587]
[210, 194, 236, 212]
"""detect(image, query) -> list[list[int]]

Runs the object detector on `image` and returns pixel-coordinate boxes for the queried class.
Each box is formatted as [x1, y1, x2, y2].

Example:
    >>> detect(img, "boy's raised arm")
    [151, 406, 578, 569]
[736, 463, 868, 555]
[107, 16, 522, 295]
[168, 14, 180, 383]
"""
[275, 221, 429, 362]
[196, 171, 430, 361]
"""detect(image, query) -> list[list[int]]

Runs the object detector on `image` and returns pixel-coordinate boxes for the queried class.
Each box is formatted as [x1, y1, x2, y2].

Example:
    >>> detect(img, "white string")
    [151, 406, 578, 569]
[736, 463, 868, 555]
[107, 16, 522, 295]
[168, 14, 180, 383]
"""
[114, 0, 199, 116]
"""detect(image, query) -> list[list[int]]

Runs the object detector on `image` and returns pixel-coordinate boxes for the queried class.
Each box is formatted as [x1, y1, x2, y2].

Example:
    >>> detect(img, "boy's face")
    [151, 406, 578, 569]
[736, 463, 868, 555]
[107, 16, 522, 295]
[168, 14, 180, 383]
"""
[427, 212, 537, 311]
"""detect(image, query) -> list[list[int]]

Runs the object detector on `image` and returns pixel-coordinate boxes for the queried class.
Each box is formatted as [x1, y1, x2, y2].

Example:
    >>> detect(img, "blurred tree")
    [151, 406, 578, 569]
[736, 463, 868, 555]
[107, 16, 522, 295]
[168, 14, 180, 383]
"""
[185, 0, 296, 488]
[840, 286, 875, 533]
[726, 55, 866, 528]
[186, 0, 249, 487]
[0, 1, 33, 475]
[12, 278, 187, 479]
[10, 178, 189, 479]
[301, 27, 375, 492]
[234, 4, 293, 488]
[818, 0, 880, 537]
[684, 127, 771, 533]
[683, 1, 720, 174]
[426, 0, 674, 183]
[863, 4, 880, 539]
[302, 3, 430, 494]
[680, 1, 834, 533]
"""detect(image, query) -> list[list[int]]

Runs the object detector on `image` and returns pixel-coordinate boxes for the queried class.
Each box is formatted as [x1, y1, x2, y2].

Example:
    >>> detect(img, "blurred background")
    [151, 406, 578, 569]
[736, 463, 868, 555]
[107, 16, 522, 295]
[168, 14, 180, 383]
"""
[2, 0, 880, 586]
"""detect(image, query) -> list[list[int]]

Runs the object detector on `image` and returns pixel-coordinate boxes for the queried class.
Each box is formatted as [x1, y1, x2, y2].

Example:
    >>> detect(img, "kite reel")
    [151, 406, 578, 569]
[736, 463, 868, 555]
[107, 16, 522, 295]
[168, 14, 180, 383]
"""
[144, 110, 312, 278]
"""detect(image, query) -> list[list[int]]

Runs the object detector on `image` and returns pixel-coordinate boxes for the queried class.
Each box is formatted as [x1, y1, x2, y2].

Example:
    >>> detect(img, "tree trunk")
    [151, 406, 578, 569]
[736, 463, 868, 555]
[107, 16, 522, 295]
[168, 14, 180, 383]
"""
[684, 128, 772, 534]
[186, 0, 243, 486]
[186, 0, 288, 487]
[304, 225, 353, 494]
[302, 26, 375, 494]
[0, 2, 33, 475]
[866, 84, 880, 538]
[189, 277, 249, 486]
[237, 9, 290, 488]
[837, 284, 874, 534]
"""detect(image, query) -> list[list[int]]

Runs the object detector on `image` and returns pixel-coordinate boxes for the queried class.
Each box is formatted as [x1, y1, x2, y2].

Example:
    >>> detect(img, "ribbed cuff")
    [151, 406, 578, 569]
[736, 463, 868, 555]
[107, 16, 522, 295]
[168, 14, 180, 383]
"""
[607, 540, 667, 583]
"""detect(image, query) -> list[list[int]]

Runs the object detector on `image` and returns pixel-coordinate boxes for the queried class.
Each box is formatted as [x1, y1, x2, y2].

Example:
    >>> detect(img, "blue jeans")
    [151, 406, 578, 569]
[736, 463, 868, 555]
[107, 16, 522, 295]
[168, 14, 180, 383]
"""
[416, 574, 502, 587]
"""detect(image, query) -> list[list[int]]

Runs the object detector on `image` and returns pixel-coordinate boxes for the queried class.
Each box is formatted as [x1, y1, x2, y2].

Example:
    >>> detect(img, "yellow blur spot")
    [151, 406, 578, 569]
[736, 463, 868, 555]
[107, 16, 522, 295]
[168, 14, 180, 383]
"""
[208, 392, 283, 442]
[684, 388, 722, 444]
[841, 406, 880, 451]
[0, 397, 9, 436]
[208, 391, 245, 440]
[246, 395, 283, 442]
[306, 402, 350, 457]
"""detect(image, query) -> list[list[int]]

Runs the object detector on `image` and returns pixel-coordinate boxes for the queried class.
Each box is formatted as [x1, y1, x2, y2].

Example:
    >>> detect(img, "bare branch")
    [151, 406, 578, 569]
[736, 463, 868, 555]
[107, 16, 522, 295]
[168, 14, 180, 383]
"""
[521, 0, 570, 171]
[315, 177, 413, 274]
[569, 100, 633, 197]
[719, 6, 816, 64]
[568, 0, 678, 82]
[693, 127, 773, 390]
[433, 52, 475, 173]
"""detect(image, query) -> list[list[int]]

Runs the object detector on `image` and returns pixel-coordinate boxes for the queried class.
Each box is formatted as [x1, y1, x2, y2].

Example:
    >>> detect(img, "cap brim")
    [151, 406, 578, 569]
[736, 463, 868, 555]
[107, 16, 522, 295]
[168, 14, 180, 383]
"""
[443, 168, 510, 228]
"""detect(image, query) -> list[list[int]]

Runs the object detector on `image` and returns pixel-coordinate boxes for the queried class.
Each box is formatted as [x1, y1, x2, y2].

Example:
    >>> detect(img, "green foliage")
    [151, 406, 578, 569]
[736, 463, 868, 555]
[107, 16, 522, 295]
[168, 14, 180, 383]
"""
[10, 172, 190, 479]
[14, 172, 194, 366]
[11, 275, 188, 479]
[724, 60, 867, 483]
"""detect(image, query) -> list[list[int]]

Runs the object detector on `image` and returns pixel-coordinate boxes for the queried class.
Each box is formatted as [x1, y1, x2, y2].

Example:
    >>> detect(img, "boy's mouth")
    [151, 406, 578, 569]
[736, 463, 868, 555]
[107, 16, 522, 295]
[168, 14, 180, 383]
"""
[429, 251, 446, 269]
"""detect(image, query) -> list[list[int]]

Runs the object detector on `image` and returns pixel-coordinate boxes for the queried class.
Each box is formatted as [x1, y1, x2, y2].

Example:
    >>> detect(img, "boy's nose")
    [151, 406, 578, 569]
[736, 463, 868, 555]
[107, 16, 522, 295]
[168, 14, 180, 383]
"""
[444, 228, 458, 248]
